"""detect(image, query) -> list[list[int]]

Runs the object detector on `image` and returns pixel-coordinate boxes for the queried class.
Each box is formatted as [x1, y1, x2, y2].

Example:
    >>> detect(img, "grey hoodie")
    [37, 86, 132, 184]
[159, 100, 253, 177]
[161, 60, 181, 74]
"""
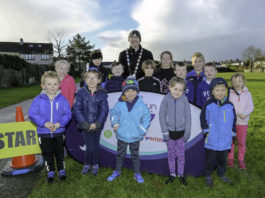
[159, 93, 191, 142]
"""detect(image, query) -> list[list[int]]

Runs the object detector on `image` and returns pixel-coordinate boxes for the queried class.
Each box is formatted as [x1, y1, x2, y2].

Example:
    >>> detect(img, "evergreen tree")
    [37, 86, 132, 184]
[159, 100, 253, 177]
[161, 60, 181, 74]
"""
[66, 33, 94, 77]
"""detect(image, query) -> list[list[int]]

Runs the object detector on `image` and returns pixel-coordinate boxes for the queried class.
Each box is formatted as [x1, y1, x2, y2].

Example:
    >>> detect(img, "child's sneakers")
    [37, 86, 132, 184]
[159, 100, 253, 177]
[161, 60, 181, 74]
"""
[165, 175, 175, 184]
[134, 173, 144, 183]
[91, 164, 99, 176]
[58, 170, 66, 181]
[178, 176, 187, 186]
[107, 171, 120, 181]
[82, 164, 90, 175]
[205, 177, 213, 187]
[239, 160, 246, 170]
[47, 171, 55, 183]
[220, 176, 234, 186]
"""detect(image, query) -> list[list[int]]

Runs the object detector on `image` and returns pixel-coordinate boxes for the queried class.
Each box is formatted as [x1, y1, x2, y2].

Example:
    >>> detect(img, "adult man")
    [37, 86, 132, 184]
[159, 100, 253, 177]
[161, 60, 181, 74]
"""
[119, 30, 153, 79]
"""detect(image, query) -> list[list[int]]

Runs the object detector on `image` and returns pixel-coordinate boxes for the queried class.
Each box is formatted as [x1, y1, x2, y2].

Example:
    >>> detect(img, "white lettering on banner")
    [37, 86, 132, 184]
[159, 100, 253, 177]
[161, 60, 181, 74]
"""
[100, 92, 202, 156]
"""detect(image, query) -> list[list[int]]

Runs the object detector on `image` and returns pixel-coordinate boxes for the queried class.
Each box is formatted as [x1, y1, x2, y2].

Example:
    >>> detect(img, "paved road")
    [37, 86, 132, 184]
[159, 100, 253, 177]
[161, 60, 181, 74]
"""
[0, 83, 80, 197]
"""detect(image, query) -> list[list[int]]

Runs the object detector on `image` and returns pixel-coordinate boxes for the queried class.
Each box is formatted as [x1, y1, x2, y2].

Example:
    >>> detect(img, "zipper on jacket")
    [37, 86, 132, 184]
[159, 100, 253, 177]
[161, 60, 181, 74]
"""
[50, 100, 53, 138]
[205, 124, 211, 144]
[224, 111, 226, 122]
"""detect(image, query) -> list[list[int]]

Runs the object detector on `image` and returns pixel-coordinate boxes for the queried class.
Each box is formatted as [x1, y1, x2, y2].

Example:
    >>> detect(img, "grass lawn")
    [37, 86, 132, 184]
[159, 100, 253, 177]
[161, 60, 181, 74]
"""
[10, 73, 265, 197]
[0, 84, 42, 109]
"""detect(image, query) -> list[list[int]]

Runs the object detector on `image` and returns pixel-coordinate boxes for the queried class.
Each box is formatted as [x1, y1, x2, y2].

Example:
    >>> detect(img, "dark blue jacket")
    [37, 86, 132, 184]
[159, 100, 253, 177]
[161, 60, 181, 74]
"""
[105, 76, 124, 93]
[73, 86, 109, 131]
[196, 80, 210, 108]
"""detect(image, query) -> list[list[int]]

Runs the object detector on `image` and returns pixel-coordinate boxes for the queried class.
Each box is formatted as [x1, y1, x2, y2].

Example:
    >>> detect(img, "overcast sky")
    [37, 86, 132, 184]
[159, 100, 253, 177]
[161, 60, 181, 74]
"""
[1, 0, 265, 61]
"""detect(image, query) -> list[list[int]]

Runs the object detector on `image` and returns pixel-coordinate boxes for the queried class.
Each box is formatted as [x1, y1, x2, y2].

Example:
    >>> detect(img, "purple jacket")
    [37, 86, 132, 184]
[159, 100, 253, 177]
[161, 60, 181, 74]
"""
[196, 80, 210, 108]
[28, 91, 72, 138]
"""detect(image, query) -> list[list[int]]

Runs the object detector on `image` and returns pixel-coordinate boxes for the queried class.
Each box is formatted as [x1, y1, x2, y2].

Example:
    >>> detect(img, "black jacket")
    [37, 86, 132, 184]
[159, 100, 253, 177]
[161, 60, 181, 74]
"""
[119, 45, 153, 79]
[137, 76, 161, 94]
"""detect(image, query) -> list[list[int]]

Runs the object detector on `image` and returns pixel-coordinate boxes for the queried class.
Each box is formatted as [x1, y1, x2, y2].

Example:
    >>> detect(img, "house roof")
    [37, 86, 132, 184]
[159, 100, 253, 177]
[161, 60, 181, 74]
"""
[0, 41, 53, 54]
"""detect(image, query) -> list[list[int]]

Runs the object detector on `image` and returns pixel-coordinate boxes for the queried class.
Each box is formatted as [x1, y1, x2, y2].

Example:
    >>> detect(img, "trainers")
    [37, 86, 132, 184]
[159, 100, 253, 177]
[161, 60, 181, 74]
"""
[58, 170, 66, 181]
[220, 176, 234, 186]
[47, 171, 55, 183]
[239, 160, 246, 170]
[134, 173, 144, 183]
[82, 164, 90, 175]
[107, 171, 120, 182]
[179, 176, 187, 186]
[227, 159, 234, 168]
[91, 164, 99, 176]
[165, 176, 175, 184]
[205, 177, 213, 187]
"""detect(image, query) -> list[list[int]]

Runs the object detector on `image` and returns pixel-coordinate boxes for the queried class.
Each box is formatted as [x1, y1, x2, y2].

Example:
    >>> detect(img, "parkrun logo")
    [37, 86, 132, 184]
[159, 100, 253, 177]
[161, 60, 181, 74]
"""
[104, 130, 112, 138]
[144, 136, 164, 142]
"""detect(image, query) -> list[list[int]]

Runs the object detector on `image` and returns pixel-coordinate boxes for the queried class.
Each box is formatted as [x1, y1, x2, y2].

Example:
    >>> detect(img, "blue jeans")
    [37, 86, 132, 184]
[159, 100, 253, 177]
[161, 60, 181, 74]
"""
[82, 131, 101, 165]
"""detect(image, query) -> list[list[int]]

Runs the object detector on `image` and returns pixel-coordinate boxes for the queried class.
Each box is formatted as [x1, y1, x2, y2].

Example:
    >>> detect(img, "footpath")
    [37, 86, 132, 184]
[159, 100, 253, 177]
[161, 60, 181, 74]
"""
[0, 82, 80, 197]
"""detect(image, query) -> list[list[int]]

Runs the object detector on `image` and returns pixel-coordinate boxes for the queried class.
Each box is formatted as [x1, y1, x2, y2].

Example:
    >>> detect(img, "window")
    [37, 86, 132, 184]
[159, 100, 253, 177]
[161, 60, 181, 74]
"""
[29, 44, 34, 47]
[38, 44, 42, 47]
[25, 54, 35, 60]
[41, 54, 50, 60]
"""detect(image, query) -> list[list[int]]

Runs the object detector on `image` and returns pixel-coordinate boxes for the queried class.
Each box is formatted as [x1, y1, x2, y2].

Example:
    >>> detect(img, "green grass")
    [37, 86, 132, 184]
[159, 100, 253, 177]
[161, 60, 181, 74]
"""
[14, 73, 265, 197]
[0, 84, 42, 108]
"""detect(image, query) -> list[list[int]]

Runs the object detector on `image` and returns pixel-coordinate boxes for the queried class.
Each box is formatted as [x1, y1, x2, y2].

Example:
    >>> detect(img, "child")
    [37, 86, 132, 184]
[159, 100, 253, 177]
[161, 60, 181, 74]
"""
[80, 49, 110, 87]
[28, 71, 72, 183]
[159, 76, 191, 186]
[107, 76, 151, 183]
[73, 68, 109, 175]
[185, 52, 206, 103]
[227, 73, 254, 169]
[200, 77, 236, 187]
[154, 51, 175, 94]
[138, 59, 161, 93]
[105, 62, 124, 93]
[196, 63, 217, 108]
[173, 62, 194, 102]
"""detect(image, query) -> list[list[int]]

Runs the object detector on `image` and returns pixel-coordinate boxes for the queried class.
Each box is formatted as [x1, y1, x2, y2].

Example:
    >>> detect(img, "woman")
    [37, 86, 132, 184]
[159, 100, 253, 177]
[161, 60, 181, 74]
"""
[55, 60, 76, 108]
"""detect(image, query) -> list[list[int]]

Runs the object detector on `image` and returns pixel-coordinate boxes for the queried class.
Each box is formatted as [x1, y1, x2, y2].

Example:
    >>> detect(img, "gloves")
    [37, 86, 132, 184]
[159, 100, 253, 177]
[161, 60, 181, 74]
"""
[163, 132, 169, 142]
[203, 132, 208, 139]
[80, 122, 90, 130]
[232, 136, 237, 144]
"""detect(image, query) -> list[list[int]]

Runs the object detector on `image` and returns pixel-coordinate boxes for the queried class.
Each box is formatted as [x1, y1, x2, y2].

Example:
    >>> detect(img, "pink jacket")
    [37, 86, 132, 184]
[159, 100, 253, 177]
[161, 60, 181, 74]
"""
[229, 87, 254, 125]
[60, 74, 76, 108]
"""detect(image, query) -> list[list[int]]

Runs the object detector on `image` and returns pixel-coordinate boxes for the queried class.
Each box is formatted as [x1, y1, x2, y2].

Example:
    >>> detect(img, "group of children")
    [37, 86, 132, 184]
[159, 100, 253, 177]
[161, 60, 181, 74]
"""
[28, 50, 254, 187]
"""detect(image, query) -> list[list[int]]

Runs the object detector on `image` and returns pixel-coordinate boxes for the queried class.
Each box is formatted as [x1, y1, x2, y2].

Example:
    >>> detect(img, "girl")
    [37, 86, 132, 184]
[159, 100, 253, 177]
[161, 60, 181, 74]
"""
[159, 76, 191, 185]
[154, 51, 175, 94]
[227, 73, 254, 170]
[73, 68, 109, 175]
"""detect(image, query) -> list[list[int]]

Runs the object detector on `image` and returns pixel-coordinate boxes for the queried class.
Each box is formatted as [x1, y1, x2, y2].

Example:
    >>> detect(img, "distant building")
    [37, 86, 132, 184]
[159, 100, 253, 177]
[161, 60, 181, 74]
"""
[0, 38, 53, 65]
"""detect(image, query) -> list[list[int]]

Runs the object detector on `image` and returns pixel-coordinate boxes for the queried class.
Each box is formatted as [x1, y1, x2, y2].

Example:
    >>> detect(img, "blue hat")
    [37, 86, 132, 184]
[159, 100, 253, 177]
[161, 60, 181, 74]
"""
[122, 76, 139, 94]
[209, 77, 228, 95]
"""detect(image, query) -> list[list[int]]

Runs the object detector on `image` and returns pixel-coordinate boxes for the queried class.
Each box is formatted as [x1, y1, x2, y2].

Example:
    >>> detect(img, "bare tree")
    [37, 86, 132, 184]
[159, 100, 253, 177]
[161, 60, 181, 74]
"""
[47, 29, 67, 59]
[242, 45, 263, 72]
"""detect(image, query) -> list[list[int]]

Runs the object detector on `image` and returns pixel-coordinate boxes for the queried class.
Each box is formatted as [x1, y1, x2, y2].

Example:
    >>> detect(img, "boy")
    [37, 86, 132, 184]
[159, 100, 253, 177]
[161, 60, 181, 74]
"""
[29, 71, 72, 183]
[196, 63, 217, 107]
[105, 62, 124, 93]
[200, 77, 236, 187]
[80, 49, 110, 87]
[138, 59, 161, 93]
[174, 62, 194, 104]
[185, 52, 206, 103]
[107, 76, 151, 183]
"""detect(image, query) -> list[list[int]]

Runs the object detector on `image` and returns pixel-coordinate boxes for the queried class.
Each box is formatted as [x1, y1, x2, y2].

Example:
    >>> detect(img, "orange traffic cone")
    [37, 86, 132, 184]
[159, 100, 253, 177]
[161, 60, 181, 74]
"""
[10, 106, 37, 168]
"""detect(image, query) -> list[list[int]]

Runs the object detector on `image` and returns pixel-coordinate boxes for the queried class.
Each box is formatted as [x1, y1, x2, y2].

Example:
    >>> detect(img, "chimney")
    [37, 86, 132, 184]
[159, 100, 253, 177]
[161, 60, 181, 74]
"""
[19, 38, 24, 45]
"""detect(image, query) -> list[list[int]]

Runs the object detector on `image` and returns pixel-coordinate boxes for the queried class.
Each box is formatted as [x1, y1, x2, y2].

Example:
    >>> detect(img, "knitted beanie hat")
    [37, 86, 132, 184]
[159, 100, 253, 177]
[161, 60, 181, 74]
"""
[122, 76, 139, 94]
[91, 50, 103, 60]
